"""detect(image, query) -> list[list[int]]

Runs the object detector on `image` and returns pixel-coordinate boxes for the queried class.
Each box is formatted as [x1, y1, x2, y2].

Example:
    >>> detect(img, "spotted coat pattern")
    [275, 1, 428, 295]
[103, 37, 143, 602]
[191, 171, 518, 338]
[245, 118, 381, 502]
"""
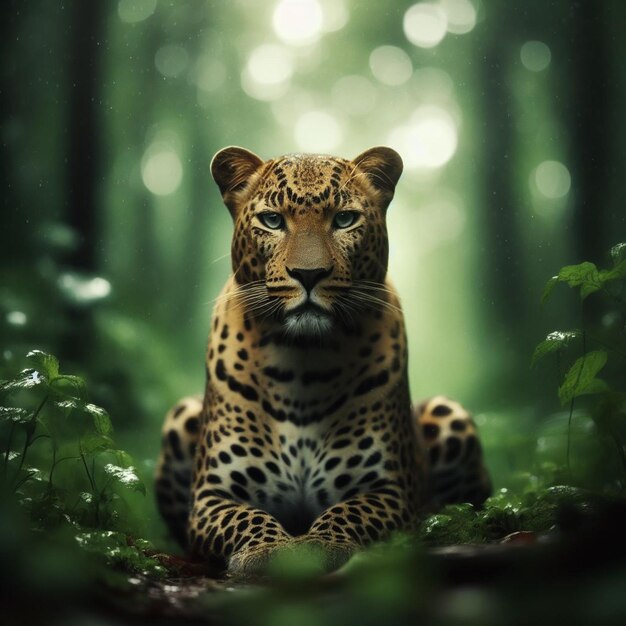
[155, 146, 491, 576]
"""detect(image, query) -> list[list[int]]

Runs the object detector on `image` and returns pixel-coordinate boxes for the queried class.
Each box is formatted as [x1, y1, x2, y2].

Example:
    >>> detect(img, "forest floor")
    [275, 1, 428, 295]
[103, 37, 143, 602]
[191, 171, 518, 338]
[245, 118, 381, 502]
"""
[6, 503, 620, 626]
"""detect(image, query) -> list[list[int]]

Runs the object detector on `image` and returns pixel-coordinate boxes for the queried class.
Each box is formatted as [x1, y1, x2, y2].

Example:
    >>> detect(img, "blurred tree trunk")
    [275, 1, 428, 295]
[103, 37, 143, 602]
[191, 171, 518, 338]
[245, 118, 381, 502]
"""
[63, 0, 105, 361]
[476, 4, 527, 364]
[567, 2, 608, 265]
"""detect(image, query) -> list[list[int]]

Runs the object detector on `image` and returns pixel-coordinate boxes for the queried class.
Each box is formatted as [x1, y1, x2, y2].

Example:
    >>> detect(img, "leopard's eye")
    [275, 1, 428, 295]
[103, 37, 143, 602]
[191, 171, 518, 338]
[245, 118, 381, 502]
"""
[333, 211, 359, 229]
[258, 212, 285, 230]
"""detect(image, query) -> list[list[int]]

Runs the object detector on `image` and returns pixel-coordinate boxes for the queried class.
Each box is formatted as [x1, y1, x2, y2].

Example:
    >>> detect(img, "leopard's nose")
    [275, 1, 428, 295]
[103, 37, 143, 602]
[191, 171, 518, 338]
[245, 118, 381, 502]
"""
[287, 266, 333, 294]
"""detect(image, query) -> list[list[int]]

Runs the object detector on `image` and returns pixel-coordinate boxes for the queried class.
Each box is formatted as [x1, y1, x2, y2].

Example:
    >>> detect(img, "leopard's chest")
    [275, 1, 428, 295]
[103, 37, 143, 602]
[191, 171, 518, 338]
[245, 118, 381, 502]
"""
[235, 418, 386, 535]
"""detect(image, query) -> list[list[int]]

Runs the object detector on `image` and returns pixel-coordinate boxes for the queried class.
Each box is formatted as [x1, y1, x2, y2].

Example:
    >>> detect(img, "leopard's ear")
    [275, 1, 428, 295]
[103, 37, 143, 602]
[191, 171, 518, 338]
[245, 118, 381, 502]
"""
[211, 146, 264, 216]
[352, 146, 403, 208]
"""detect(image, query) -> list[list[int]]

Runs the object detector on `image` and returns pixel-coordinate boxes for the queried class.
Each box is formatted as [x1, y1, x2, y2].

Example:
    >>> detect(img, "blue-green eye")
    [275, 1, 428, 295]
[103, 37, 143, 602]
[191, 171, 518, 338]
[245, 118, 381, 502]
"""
[333, 211, 359, 229]
[259, 212, 284, 230]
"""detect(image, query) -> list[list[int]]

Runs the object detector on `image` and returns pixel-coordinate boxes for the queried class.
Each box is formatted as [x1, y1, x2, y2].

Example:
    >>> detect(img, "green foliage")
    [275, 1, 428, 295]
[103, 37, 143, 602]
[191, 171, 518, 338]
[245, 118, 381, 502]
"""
[0, 350, 162, 578]
[533, 243, 626, 477]
[542, 252, 626, 303]
[418, 484, 612, 547]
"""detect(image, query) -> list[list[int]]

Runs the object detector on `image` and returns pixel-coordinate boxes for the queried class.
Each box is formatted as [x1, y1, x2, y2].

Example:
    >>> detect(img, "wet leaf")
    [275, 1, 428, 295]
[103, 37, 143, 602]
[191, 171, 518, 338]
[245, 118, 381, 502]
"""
[0, 406, 35, 424]
[558, 350, 608, 406]
[531, 330, 581, 366]
[0, 369, 45, 394]
[609, 242, 626, 264]
[103, 464, 146, 495]
[26, 350, 59, 382]
[55, 398, 112, 435]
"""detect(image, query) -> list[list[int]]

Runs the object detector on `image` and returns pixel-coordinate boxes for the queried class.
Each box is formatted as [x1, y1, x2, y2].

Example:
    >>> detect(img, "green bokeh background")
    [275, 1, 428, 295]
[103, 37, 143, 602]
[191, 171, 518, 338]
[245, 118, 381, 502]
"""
[1, 0, 625, 546]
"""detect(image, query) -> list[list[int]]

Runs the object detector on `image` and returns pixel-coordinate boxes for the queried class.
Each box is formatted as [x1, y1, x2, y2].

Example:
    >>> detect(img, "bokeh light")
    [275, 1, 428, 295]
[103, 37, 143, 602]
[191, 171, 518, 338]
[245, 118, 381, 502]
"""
[155, 45, 189, 78]
[533, 160, 571, 199]
[388, 105, 458, 169]
[520, 40, 552, 72]
[58, 274, 112, 304]
[141, 146, 183, 196]
[369, 46, 413, 86]
[273, 0, 324, 46]
[403, 3, 448, 49]
[294, 111, 342, 152]
[332, 75, 378, 116]
[117, 0, 157, 24]
[440, 0, 477, 34]
[242, 44, 294, 101]
[319, 0, 349, 32]
[6, 311, 27, 326]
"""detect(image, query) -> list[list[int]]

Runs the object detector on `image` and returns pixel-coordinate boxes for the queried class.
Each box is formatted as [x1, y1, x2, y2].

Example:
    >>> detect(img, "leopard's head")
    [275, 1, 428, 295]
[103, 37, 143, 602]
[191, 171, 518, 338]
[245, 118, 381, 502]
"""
[211, 146, 403, 337]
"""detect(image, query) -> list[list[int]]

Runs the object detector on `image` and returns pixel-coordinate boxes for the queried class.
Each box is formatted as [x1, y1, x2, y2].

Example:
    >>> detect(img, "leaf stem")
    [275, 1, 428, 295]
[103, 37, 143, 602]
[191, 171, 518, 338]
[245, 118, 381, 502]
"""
[12, 393, 48, 491]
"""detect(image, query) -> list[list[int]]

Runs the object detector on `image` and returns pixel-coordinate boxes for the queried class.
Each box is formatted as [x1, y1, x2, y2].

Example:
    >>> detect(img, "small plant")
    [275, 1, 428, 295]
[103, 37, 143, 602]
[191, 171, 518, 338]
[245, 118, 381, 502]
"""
[0, 350, 165, 576]
[532, 243, 626, 478]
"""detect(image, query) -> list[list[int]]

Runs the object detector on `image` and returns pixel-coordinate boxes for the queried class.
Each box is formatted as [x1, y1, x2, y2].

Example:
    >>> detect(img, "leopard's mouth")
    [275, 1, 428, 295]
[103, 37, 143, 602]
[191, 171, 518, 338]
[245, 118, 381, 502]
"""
[283, 301, 334, 336]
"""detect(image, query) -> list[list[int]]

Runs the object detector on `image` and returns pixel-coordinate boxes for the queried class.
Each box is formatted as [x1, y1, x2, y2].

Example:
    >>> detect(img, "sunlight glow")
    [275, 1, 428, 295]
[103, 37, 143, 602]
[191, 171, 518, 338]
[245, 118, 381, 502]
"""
[242, 44, 294, 101]
[141, 147, 183, 196]
[369, 46, 413, 86]
[440, 0, 477, 34]
[273, 0, 324, 46]
[388, 106, 458, 169]
[117, 0, 156, 23]
[520, 41, 552, 72]
[319, 0, 349, 32]
[294, 111, 342, 152]
[403, 3, 448, 49]
[534, 160, 571, 199]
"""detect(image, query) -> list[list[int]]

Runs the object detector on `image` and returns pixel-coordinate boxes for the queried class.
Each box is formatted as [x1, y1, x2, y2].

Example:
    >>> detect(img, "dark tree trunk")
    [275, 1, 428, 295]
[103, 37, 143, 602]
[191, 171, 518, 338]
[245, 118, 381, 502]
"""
[63, 0, 105, 361]
[567, 1, 611, 265]
[66, 0, 104, 271]
[476, 9, 527, 361]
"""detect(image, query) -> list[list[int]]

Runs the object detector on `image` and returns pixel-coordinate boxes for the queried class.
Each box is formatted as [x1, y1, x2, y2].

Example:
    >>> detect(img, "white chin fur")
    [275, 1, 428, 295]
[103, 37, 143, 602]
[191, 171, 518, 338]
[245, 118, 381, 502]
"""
[284, 310, 333, 337]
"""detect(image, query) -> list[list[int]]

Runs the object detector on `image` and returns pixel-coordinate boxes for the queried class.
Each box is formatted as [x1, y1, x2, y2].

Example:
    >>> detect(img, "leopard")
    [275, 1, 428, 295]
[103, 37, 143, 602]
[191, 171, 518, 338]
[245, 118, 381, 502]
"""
[155, 145, 491, 577]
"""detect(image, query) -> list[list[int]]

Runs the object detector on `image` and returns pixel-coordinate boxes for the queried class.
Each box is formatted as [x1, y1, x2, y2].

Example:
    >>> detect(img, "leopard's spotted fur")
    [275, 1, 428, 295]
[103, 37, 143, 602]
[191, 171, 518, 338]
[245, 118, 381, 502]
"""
[155, 146, 491, 576]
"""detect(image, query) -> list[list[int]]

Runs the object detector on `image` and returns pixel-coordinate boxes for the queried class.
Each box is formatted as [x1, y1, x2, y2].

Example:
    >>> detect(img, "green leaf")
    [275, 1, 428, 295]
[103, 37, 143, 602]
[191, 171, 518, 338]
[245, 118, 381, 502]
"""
[558, 350, 608, 406]
[531, 330, 581, 366]
[54, 399, 112, 435]
[82, 434, 115, 455]
[541, 276, 559, 305]
[50, 375, 87, 401]
[26, 350, 59, 382]
[113, 449, 134, 468]
[0, 406, 35, 424]
[103, 463, 146, 495]
[609, 242, 626, 264]
[0, 369, 46, 394]
[599, 259, 626, 283]
[84, 403, 112, 435]
[558, 262, 602, 300]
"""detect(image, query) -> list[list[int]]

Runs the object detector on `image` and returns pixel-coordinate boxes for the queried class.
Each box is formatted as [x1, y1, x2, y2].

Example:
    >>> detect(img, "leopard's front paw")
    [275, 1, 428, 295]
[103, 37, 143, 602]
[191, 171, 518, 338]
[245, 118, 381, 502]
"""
[226, 541, 287, 579]
[271, 535, 359, 575]
[227, 536, 358, 580]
